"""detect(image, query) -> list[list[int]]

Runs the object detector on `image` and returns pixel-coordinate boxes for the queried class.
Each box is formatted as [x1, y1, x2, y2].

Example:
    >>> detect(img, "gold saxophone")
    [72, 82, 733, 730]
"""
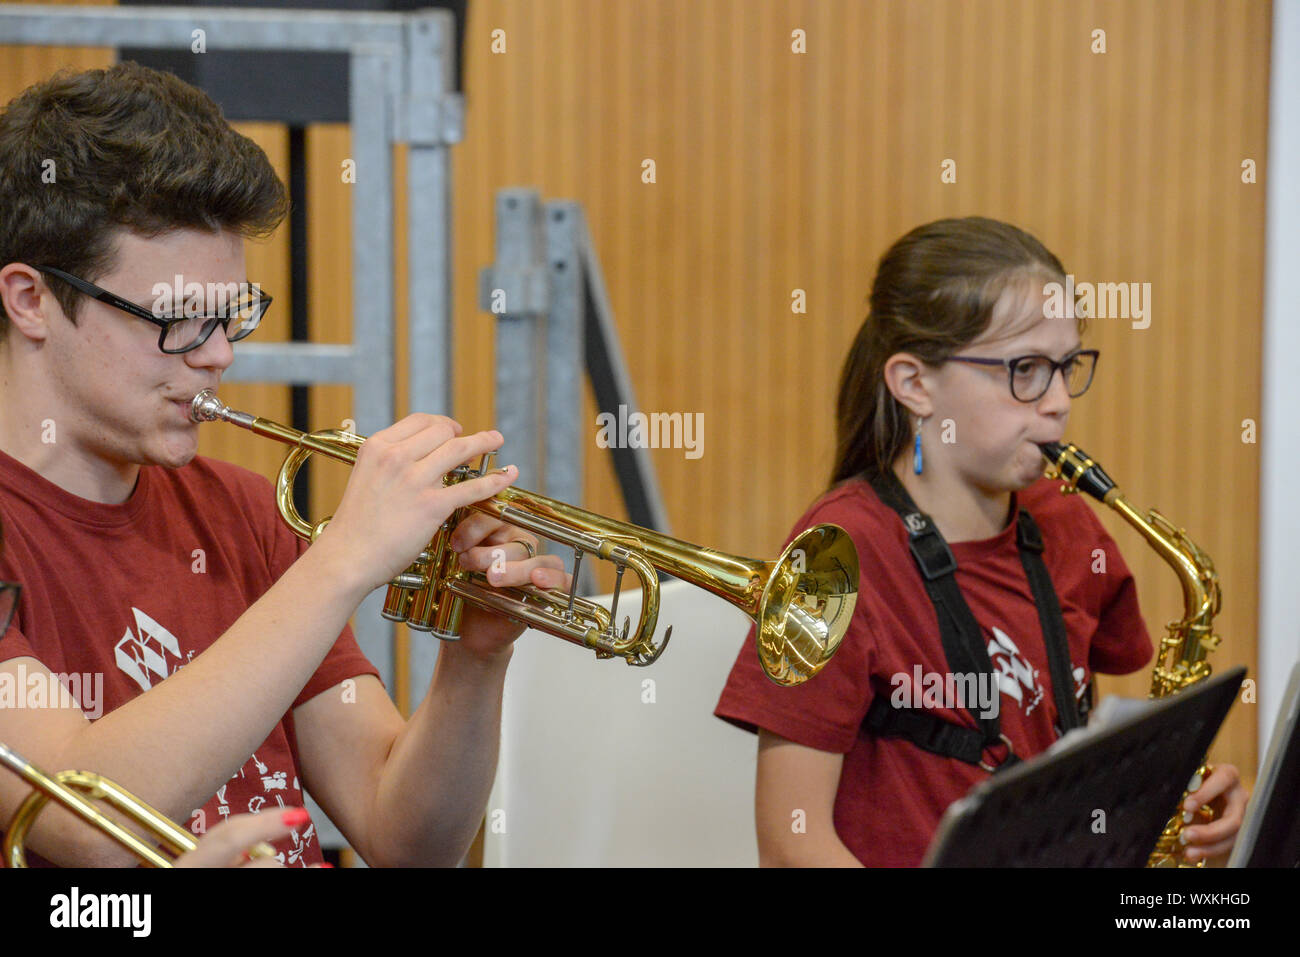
[1041, 442, 1222, 868]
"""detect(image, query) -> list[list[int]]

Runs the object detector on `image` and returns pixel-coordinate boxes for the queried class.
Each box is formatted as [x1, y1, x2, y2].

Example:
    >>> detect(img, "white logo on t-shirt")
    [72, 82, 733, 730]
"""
[113, 607, 183, 692]
[111, 610, 318, 865]
[987, 626, 1045, 716]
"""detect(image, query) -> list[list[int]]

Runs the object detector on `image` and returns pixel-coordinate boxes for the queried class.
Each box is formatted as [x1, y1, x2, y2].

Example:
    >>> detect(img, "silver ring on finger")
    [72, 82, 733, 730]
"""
[514, 539, 535, 560]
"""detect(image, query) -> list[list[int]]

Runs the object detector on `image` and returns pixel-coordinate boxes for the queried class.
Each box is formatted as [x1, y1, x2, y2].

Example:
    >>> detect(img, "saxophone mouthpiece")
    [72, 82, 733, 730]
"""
[1040, 441, 1116, 502]
[189, 389, 226, 424]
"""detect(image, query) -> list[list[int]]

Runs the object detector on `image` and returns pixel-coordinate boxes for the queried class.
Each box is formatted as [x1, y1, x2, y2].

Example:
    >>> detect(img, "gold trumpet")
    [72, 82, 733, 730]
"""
[0, 740, 198, 868]
[190, 390, 858, 686]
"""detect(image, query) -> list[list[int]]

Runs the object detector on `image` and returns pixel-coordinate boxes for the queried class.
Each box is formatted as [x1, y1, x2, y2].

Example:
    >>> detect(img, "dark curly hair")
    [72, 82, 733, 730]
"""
[0, 61, 288, 334]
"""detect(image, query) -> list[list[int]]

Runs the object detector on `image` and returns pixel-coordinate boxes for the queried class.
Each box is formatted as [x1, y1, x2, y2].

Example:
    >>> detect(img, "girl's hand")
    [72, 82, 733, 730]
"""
[1179, 763, 1249, 864]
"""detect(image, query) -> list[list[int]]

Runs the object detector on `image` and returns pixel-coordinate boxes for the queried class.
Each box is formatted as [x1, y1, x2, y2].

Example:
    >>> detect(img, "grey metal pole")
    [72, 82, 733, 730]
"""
[543, 202, 584, 509]
[403, 10, 464, 708]
[348, 51, 398, 691]
[404, 10, 461, 423]
[481, 190, 550, 492]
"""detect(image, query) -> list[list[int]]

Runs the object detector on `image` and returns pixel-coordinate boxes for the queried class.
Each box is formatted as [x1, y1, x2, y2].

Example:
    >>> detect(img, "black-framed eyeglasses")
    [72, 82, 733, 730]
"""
[945, 348, 1100, 402]
[0, 581, 19, 636]
[32, 265, 272, 355]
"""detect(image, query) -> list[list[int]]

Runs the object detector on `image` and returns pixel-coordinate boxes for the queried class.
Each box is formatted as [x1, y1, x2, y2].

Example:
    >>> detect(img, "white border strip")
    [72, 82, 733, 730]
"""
[1259, 0, 1300, 759]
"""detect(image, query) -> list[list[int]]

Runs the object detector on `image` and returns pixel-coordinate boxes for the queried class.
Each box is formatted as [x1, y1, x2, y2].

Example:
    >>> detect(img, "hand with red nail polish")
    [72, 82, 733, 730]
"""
[174, 808, 311, 868]
[281, 807, 311, 829]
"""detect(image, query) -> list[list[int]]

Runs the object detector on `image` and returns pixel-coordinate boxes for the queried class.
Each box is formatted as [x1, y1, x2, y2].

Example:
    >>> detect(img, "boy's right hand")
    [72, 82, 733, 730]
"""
[313, 414, 521, 595]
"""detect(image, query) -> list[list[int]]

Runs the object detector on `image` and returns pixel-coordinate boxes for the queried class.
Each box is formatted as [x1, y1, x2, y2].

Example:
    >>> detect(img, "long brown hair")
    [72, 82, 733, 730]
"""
[830, 217, 1078, 486]
[0, 61, 288, 335]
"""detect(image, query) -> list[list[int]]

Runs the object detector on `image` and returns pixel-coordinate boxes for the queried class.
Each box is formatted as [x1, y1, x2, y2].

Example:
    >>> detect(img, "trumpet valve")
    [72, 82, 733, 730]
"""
[383, 549, 435, 624]
[429, 594, 464, 641]
[381, 584, 416, 622]
[405, 585, 439, 632]
[427, 529, 466, 641]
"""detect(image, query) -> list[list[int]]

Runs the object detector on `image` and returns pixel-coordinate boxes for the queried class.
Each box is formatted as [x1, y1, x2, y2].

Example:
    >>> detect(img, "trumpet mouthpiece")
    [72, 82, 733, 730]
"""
[189, 389, 226, 423]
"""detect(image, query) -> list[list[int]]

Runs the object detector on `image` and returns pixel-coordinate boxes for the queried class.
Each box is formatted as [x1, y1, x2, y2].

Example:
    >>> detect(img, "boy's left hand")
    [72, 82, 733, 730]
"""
[445, 513, 571, 660]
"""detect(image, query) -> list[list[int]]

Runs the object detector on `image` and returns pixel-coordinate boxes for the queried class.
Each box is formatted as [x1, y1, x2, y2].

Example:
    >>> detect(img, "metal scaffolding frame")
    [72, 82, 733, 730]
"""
[479, 189, 670, 541]
[0, 3, 461, 855]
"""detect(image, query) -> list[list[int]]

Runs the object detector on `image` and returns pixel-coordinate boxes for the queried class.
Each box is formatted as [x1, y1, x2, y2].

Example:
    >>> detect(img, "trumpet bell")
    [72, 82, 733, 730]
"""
[758, 525, 858, 687]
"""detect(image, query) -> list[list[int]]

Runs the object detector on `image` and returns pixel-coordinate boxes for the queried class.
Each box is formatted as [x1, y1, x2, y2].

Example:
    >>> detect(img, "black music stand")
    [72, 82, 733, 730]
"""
[1229, 660, 1300, 867]
[923, 666, 1246, 867]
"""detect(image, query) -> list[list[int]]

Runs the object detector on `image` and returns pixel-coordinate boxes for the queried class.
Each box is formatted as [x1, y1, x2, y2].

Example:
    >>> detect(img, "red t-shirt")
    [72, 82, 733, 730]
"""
[0, 450, 379, 867]
[715, 476, 1153, 867]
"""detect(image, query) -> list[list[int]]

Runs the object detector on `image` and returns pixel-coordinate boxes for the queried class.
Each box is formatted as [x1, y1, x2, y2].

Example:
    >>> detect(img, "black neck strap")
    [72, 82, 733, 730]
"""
[862, 470, 1085, 771]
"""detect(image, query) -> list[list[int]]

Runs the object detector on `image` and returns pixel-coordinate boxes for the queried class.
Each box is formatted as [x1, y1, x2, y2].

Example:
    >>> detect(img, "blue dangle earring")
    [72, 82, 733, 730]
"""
[913, 416, 924, 475]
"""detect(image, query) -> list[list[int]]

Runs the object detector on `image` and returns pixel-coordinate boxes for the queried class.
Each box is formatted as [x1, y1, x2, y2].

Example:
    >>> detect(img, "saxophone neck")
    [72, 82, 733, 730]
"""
[1107, 497, 1218, 625]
